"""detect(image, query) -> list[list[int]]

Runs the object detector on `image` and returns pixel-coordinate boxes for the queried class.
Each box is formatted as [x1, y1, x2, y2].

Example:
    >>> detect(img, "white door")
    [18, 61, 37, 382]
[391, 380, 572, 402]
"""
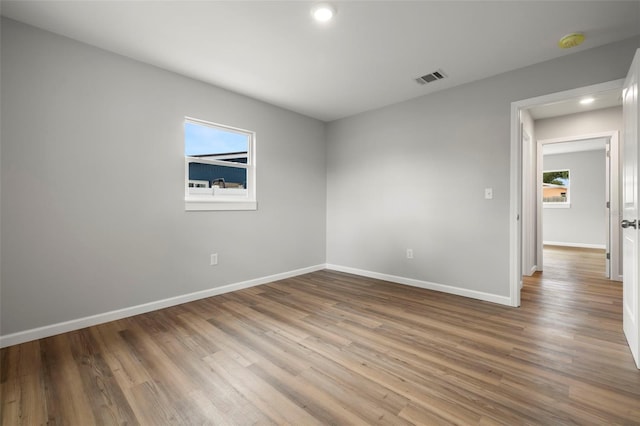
[622, 48, 640, 369]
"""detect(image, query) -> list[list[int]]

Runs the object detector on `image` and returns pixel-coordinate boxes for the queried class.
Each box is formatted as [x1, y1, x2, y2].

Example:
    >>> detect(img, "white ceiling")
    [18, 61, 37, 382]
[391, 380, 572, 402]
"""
[2, 1, 639, 122]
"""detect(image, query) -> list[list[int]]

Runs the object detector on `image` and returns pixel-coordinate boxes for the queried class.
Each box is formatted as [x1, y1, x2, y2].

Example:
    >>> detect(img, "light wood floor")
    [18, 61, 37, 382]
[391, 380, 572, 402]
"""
[542, 244, 607, 281]
[2, 249, 639, 425]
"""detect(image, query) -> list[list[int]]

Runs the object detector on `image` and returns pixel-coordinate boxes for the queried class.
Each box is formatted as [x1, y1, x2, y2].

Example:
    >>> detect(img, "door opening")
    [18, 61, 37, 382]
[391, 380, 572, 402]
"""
[511, 50, 640, 369]
[536, 134, 618, 281]
[509, 79, 625, 307]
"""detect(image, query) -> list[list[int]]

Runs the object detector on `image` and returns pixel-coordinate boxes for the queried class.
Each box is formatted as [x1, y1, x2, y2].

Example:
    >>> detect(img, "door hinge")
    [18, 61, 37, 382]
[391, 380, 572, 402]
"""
[606, 201, 610, 208]
[606, 150, 610, 157]
[606, 253, 610, 260]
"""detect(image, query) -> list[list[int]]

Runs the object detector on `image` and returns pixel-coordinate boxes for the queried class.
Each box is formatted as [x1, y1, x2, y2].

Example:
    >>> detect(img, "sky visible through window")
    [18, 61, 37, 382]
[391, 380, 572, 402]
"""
[185, 121, 248, 156]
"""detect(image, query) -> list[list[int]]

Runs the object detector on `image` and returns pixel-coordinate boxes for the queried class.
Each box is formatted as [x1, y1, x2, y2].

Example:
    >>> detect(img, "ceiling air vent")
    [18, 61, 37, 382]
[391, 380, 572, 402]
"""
[416, 70, 446, 85]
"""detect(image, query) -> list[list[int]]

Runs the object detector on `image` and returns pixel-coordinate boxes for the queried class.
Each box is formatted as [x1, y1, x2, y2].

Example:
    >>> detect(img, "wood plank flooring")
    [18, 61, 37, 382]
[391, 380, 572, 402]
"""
[2, 248, 639, 425]
[542, 245, 607, 281]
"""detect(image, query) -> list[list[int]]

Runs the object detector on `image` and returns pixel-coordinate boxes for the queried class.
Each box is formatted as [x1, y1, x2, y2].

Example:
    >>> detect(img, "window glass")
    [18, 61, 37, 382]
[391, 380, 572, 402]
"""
[184, 118, 256, 210]
[185, 120, 249, 163]
[543, 170, 570, 204]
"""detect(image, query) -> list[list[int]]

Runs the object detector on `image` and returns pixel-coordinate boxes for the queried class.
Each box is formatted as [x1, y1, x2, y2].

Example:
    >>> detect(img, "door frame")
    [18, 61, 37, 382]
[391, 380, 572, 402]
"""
[522, 129, 535, 279]
[536, 132, 619, 280]
[509, 79, 624, 307]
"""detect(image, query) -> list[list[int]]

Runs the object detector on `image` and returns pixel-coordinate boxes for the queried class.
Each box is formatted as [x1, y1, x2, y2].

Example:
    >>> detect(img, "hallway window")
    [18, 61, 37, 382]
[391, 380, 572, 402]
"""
[543, 169, 570, 207]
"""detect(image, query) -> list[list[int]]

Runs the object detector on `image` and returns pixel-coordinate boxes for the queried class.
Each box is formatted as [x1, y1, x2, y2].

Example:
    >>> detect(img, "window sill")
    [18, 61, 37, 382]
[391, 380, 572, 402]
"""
[185, 199, 257, 211]
[543, 203, 571, 209]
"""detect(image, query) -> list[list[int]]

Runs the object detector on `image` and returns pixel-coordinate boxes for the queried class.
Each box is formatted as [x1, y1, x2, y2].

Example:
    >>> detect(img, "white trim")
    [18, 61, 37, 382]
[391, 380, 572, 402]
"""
[509, 101, 522, 307]
[537, 133, 618, 145]
[185, 200, 257, 211]
[510, 79, 624, 308]
[185, 116, 255, 136]
[186, 156, 250, 169]
[529, 265, 538, 276]
[2, 262, 517, 348]
[0, 264, 325, 348]
[543, 203, 571, 209]
[543, 241, 607, 249]
[521, 127, 535, 281]
[198, 152, 249, 161]
[326, 264, 511, 306]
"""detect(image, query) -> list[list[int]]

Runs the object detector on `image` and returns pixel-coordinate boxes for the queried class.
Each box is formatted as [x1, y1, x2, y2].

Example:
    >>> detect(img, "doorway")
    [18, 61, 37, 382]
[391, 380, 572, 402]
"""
[536, 134, 618, 281]
[508, 79, 625, 307]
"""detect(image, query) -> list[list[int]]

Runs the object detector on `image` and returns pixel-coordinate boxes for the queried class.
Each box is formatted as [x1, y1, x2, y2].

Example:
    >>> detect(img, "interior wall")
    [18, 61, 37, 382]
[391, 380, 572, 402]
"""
[0, 19, 327, 336]
[535, 107, 623, 140]
[2, 18, 638, 337]
[542, 150, 607, 247]
[326, 36, 639, 299]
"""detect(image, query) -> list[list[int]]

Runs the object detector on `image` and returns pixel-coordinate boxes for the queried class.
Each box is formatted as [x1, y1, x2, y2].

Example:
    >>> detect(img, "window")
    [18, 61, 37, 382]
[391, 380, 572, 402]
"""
[543, 169, 570, 208]
[184, 117, 256, 211]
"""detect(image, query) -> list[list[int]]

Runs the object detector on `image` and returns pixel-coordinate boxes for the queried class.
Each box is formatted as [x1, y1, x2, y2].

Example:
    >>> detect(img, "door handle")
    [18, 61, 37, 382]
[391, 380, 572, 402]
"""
[621, 219, 637, 229]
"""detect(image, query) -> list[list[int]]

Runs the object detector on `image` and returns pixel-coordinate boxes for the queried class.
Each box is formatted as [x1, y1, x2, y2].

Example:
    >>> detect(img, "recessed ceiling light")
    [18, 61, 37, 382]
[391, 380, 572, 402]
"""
[311, 3, 336, 22]
[558, 33, 585, 49]
[580, 97, 595, 105]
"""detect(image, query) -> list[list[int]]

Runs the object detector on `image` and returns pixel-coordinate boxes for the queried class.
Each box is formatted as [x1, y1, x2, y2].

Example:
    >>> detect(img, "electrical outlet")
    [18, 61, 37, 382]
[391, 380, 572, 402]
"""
[484, 187, 493, 199]
[210, 253, 218, 266]
[406, 249, 413, 259]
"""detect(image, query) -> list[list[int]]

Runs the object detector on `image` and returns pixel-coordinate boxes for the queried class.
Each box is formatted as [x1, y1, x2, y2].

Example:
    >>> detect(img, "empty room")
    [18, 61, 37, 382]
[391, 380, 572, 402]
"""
[2, 1, 640, 424]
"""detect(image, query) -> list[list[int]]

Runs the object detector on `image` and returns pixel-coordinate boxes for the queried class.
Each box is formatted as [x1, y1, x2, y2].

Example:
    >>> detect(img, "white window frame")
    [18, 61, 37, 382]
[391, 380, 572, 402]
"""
[184, 117, 256, 211]
[542, 168, 570, 209]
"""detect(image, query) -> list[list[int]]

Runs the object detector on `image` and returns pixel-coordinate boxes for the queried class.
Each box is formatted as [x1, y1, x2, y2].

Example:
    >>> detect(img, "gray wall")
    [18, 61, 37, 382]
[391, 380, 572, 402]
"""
[326, 37, 639, 298]
[543, 150, 606, 246]
[536, 107, 623, 141]
[2, 17, 639, 336]
[1, 19, 327, 335]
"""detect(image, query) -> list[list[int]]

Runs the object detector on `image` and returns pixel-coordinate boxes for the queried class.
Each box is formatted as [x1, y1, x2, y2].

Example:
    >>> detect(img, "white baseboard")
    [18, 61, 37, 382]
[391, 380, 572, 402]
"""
[1, 263, 515, 347]
[520, 263, 537, 277]
[325, 264, 511, 306]
[0, 264, 325, 348]
[543, 241, 606, 249]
